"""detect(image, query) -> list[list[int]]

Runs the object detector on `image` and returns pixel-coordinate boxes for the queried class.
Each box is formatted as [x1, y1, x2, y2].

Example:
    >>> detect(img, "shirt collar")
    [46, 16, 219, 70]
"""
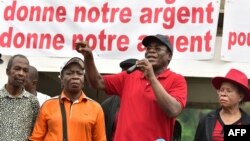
[0, 85, 29, 98]
[60, 90, 88, 103]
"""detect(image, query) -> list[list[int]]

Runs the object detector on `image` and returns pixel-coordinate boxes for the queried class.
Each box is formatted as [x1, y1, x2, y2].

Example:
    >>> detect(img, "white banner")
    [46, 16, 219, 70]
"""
[221, 0, 250, 62]
[0, 0, 220, 60]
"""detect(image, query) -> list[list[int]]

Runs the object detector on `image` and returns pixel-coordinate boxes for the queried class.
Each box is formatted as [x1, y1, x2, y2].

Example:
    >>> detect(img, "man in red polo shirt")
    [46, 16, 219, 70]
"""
[78, 34, 187, 141]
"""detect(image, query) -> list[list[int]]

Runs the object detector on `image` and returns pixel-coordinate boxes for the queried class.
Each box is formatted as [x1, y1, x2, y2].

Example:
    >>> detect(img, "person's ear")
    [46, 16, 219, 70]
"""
[32, 80, 38, 87]
[168, 54, 172, 60]
[240, 95, 245, 102]
[60, 76, 64, 88]
[167, 53, 172, 62]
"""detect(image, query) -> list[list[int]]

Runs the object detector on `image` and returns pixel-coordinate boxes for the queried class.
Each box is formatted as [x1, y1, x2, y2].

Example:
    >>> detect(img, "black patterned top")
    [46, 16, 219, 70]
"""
[0, 86, 40, 141]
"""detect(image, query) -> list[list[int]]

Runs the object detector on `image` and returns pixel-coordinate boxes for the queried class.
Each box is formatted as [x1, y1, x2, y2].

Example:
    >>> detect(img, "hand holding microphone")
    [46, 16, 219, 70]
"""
[126, 59, 154, 80]
[126, 59, 149, 74]
[126, 64, 137, 74]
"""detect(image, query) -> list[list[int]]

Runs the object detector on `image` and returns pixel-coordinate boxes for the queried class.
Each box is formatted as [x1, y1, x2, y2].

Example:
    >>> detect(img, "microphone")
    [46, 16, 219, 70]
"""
[155, 139, 165, 141]
[126, 64, 137, 74]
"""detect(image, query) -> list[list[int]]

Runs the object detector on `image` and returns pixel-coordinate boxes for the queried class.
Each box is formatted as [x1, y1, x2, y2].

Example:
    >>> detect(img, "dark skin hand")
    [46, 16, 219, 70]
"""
[75, 41, 182, 117]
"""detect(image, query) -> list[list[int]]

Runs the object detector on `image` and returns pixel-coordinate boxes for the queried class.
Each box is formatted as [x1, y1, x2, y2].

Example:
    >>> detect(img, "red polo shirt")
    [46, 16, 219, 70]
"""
[103, 69, 187, 141]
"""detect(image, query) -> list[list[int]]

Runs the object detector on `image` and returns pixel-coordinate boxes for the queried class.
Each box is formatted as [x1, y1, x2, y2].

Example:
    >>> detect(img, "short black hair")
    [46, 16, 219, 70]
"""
[28, 65, 39, 81]
[7, 54, 29, 70]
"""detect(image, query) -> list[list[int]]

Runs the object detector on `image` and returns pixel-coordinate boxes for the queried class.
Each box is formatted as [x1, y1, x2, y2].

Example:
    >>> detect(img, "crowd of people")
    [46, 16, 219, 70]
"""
[0, 34, 250, 141]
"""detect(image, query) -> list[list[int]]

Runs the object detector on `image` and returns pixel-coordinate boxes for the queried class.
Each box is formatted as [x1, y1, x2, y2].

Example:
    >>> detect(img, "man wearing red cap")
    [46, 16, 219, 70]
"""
[194, 68, 250, 141]
[78, 34, 187, 141]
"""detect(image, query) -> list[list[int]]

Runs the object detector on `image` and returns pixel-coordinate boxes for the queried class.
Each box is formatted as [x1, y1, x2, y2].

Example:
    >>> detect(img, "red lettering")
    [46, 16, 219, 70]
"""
[167, 32, 212, 53]
[101, 3, 109, 23]
[204, 31, 212, 52]
[88, 7, 100, 22]
[140, 8, 153, 23]
[17, 6, 28, 21]
[228, 32, 237, 50]
[206, 2, 214, 23]
[162, 7, 175, 29]
[176, 36, 188, 52]
[30, 7, 42, 21]
[98, 30, 107, 51]
[190, 36, 203, 52]
[86, 34, 98, 50]
[228, 32, 250, 50]
[117, 35, 129, 51]
[74, 7, 87, 22]
[140, 3, 215, 30]
[74, 2, 132, 23]
[0, 27, 64, 50]
[0, 27, 13, 47]
[137, 35, 146, 52]
[165, 0, 176, 4]
[177, 7, 190, 23]
[72, 30, 129, 52]
[154, 8, 163, 22]
[192, 7, 204, 23]
[110, 8, 119, 22]
[120, 7, 132, 23]
[3, 1, 66, 22]
[238, 33, 246, 46]
[13, 33, 25, 48]
[43, 7, 55, 21]
[4, 1, 17, 21]
[26, 34, 38, 48]
[56, 6, 67, 22]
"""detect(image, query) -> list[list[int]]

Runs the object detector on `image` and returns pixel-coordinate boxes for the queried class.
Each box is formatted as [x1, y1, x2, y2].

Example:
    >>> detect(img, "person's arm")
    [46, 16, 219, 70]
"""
[136, 59, 186, 117]
[77, 42, 105, 90]
[29, 105, 48, 141]
[31, 97, 40, 128]
[149, 75, 185, 117]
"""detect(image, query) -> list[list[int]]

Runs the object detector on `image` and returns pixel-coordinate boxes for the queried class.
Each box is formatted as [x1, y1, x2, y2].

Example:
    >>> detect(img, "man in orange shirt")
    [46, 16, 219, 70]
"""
[29, 57, 106, 141]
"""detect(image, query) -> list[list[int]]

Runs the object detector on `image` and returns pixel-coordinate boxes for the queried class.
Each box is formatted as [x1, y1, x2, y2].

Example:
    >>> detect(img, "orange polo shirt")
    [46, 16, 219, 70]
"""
[29, 91, 106, 141]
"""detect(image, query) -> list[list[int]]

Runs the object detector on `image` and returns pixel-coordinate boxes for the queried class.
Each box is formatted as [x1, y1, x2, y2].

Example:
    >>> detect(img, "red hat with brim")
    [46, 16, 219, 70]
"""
[212, 68, 250, 101]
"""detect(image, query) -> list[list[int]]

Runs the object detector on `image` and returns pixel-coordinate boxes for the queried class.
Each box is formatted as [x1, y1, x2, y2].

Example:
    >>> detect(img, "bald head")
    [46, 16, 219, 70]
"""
[28, 66, 39, 81]
[24, 65, 39, 95]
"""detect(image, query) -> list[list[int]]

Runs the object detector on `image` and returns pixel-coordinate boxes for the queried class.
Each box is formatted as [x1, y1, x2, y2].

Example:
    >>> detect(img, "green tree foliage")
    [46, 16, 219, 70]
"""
[177, 108, 212, 141]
